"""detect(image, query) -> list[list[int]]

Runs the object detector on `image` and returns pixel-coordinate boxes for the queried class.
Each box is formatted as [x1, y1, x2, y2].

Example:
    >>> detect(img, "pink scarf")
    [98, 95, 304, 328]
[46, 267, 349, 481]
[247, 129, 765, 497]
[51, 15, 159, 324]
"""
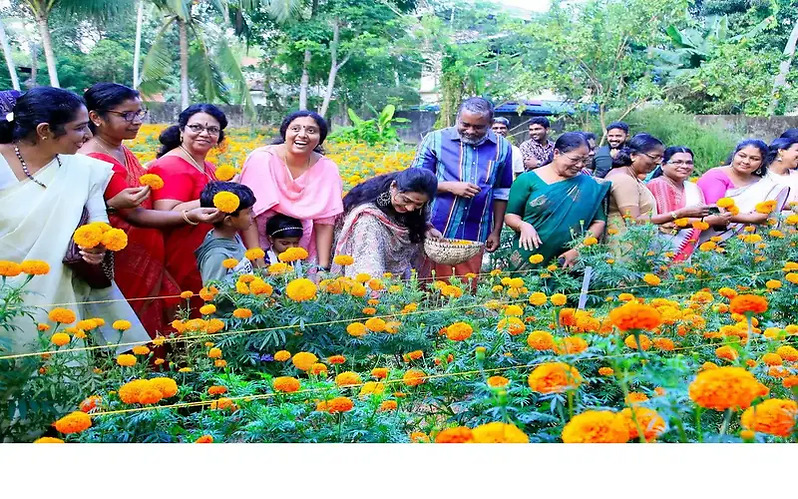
[239, 146, 344, 257]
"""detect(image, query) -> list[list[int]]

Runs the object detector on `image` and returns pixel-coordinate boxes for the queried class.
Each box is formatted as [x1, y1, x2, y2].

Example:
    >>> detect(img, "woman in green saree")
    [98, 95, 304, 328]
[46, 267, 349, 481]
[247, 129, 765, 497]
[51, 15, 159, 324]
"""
[505, 132, 610, 270]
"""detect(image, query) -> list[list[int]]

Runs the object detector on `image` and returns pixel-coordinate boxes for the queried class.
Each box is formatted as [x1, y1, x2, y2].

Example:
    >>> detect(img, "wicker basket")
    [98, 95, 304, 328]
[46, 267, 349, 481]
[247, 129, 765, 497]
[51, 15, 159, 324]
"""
[423, 238, 484, 266]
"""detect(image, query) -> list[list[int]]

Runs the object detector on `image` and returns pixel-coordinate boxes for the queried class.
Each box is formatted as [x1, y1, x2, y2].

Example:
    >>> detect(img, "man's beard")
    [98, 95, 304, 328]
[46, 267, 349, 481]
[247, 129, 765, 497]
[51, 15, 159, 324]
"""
[459, 132, 488, 146]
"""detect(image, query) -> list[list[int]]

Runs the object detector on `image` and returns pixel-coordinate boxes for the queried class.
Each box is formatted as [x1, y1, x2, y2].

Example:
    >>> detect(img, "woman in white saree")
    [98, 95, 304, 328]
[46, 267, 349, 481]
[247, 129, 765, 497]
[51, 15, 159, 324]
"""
[0, 87, 149, 356]
[765, 136, 798, 210]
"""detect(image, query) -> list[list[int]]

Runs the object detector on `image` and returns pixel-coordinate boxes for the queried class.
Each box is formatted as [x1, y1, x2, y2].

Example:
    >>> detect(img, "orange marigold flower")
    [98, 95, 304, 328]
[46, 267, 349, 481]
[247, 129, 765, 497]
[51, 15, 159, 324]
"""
[643, 273, 661, 286]
[33, 437, 64, 443]
[621, 407, 666, 441]
[379, 400, 398, 411]
[741, 398, 798, 437]
[555, 336, 589, 355]
[403, 369, 426, 387]
[610, 302, 662, 331]
[625, 392, 649, 405]
[326, 396, 354, 413]
[365, 317, 386, 332]
[729, 294, 768, 315]
[333, 254, 354, 266]
[100, 228, 128, 251]
[310, 363, 328, 375]
[112, 320, 131, 331]
[527, 362, 583, 394]
[20, 260, 50, 275]
[195, 435, 214, 443]
[688, 366, 769, 411]
[150, 377, 178, 398]
[335, 371, 362, 387]
[207, 347, 222, 359]
[79, 396, 102, 413]
[527, 330, 555, 351]
[654, 338, 675, 351]
[48, 308, 76, 324]
[528, 292, 547, 306]
[278, 247, 309, 263]
[487, 376, 510, 388]
[347, 322, 367, 337]
[371, 367, 389, 379]
[285, 278, 317, 302]
[208, 385, 228, 396]
[50, 332, 70, 347]
[471, 422, 529, 443]
[446, 321, 473, 341]
[598, 367, 614, 376]
[272, 350, 291, 363]
[550, 293, 567, 306]
[762, 353, 782, 366]
[624, 334, 652, 351]
[292, 351, 318, 371]
[782, 375, 798, 388]
[116, 354, 136, 367]
[561, 410, 629, 443]
[53, 411, 92, 434]
[232, 308, 252, 320]
[328, 355, 346, 365]
[273, 376, 301, 393]
[776, 345, 798, 361]
[406, 350, 423, 361]
[0, 260, 22, 277]
[715, 345, 739, 361]
[435, 427, 474, 443]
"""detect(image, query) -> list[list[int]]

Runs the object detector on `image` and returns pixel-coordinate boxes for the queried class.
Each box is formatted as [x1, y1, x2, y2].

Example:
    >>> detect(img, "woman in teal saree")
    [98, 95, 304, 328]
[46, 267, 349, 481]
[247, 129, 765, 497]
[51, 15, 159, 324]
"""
[505, 132, 610, 270]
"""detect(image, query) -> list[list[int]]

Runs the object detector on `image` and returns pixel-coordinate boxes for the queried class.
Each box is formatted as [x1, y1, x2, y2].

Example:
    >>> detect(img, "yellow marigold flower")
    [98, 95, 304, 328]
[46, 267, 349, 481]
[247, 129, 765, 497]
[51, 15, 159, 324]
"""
[550, 293, 567, 306]
[365, 317, 386, 332]
[583, 236, 598, 246]
[504, 304, 524, 316]
[769, 229, 785, 238]
[274, 350, 291, 362]
[231, 308, 252, 320]
[359, 381, 385, 397]
[150, 377, 178, 398]
[178, 367, 192, 373]
[335, 371, 361, 387]
[372, 367, 389, 379]
[20, 260, 49, 275]
[292, 351, 318, 371]
[689, 366, 768, 411]
[207, 348, 223, 359]
[528, 362, 582, 394]
[34, 437, 64, 443]
[116, 354, 136, 367]
[446, 321, 473, 341]
[562, 410, 629, 443]
[471, 422, 529, 443]
[598, 367, 614, 376]
[75, 319, 97, 331]
[0, 260, 22, 277]
[435, 427, 474, 443]
[180, 290, 194, 300]
[643, 273, 661, 286]
[621, 407, 666, 441]
[112, 320, 132, 331]
[674, 217, 689, 227]
[243, 248, 265, 261]
[776, 345, 798, 361]
[692, 220, 709, 231]
[498, 316, 525, 336]
[347, 322, 367, 337]
[199, 304, 217, 315]
[610, 302, 662, 331]
[333, 254, 354, 266]
[273, 376, 301, 393]
[379, 400, 398, 411]
[403, 369, 426, 387]
[527, 330, 555, 351]
[741, 398, 797, 437]
[100, 228, 128, 251]
[716, 197, 735, 208]
[755, 200, 777, 214]
[222, 258, 239, 269]
[48, 308, 76, 324]
[50, 332, 71, 347]
[213, 191, 240, 213]
[528, 254, 544, 264]
[285, 278, 317, 302]
[132, 345, 150, 356]
[54, 411, 92, 434]
[742, 234, 762, 244]
[555, 335, 589, 355]
[139, 173, 164, 190]
[528, 292, 547, 306]
[215, 164, 237, 181]
[624, 334, 652, 351]
[278, 247, 309, 263]
[73, 224, 103, 248]
[487, 376, 509, 388]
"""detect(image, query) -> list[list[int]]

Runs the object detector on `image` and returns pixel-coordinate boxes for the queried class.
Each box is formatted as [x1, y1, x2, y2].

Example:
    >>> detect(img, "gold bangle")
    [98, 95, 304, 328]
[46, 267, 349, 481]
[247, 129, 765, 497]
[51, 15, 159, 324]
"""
[182, 210, 199, 225]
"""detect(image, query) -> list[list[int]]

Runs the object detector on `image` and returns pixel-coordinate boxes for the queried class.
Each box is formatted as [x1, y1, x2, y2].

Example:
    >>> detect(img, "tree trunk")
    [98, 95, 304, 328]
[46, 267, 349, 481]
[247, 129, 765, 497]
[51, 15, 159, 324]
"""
[299, 49, 311, 110]
[133, 0, 145, 89]
[35, 12, 59, 87]
[0, 20, 20, 91]
[319, 20, 348, 118]
[29, 44, 38, 88]
[768, 18, 798, 115]
[178, 18, 190, 109]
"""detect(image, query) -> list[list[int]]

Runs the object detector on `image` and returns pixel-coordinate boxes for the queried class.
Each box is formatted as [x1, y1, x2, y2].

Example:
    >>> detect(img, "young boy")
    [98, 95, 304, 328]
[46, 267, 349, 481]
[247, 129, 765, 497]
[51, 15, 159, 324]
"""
[195, 181, 256, 285]
[264, 214, 304, 265]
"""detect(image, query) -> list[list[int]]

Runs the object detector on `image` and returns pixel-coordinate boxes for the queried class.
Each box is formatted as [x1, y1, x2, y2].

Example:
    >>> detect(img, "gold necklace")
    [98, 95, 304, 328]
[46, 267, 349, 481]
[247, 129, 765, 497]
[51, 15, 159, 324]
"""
[179, 145, 212, 180]
[95, 136, 127, 167]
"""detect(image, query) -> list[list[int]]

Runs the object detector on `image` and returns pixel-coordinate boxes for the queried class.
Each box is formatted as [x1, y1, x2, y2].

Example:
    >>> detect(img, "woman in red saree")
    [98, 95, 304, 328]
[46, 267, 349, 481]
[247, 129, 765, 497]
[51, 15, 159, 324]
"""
[149, 104, 227, 311]
[79, 84, 220, 337]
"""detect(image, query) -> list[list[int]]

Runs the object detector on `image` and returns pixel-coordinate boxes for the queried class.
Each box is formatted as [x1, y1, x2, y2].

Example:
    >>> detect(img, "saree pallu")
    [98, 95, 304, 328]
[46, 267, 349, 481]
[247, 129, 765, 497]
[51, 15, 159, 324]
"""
[89, 150, 181, 339]
[0, 154, 149, 355]
[698, 175, 790, 245]
[331, 203, 420, 279]
[506, 172, 610, 269]
[647, 178, 705, 261]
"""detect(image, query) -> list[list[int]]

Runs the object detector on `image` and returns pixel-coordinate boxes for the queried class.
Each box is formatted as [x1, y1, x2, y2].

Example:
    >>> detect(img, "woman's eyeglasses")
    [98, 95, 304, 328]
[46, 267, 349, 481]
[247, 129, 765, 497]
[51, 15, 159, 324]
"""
[107, 109, 148, 123]
[643, 152, 664, 163]
[667, 160, 694, 166]
[186, 123, 221, 136]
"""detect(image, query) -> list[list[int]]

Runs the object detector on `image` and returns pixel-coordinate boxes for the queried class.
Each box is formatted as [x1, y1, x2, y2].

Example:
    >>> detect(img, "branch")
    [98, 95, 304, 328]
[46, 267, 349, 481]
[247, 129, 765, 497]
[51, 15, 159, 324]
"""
[336, 53, 351, 71]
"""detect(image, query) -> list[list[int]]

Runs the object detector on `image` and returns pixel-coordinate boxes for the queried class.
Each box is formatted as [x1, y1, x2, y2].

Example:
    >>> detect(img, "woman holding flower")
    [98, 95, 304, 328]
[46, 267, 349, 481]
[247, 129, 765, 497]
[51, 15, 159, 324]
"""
[505, 132, 610, 269]
[331, 168, 440, 278]
[0, 87, 148, 354]
[148, 104, 227, 303]
[646, 146, 731, 261]
[80, 83, 220, 338]
[696, 139, 789, 242]
[239, 111, 344, 271]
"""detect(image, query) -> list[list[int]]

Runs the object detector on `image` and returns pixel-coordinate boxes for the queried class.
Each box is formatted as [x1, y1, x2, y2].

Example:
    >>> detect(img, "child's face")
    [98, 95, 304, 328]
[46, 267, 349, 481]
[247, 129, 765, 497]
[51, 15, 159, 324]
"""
[227, 207, 254, 231]
[270, 236, 302, 254]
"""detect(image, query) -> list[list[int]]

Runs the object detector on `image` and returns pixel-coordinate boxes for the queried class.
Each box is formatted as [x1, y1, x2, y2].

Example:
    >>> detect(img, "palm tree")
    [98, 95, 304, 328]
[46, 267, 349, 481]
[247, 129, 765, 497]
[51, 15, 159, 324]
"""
[141, 0, 257, 112]
[14, 0, 133, 87]
[0, 18, 20, 90]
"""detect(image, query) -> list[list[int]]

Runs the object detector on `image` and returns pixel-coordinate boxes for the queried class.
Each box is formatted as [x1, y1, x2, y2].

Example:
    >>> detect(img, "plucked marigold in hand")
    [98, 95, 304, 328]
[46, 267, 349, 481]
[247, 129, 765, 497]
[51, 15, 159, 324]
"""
[561, 410, 629, 443]
[435, 427, 474, 443]
[285, 278, 317, 302]
[609, 302, 662, 331]
[139, 173, 164, 190]
[527, 330, 555, 351]
[273, 376, 301, 393]
[54, 411, 92, 434]
[729, 294, 768, 315]
[741, 398, 797, 437]
[527, 362, 583, 394]
[688, 366, 769, 411]
[403, 369, 426, 387]
[292, 351, 318, 371]
[621, 407, 666, 441]
[213, 191, 240, 213]
[446, 321, 473, 341]
[100, 228, 128, 251]
[73, 223, 104, 248]
[471, 422, 529, 443]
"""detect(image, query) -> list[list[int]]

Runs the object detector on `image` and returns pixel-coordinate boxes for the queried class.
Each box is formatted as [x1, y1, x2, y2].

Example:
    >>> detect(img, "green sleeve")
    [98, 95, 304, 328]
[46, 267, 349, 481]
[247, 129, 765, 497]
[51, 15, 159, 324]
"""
[507, 172, 534, 216]
[199, 251, 231, 285]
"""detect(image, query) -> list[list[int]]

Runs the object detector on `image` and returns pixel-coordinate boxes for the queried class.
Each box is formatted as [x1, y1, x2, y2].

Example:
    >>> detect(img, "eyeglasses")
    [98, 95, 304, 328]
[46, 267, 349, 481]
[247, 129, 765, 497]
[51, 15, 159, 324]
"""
[186, 123, 221, 136]
[643, 152, 664, 163]
[667, 160, 694, 166]
[107, 109, 148, 123]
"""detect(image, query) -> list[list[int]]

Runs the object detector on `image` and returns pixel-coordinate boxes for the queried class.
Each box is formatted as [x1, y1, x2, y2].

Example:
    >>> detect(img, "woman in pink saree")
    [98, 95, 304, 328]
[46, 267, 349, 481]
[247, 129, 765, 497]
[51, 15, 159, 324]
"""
[240, 111, 343, 270]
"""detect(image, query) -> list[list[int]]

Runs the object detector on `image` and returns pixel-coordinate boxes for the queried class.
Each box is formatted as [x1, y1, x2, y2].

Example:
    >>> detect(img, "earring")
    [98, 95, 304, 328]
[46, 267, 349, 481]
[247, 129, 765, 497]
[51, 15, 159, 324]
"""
[778, 155, 784, 162]
[376, 190, 391, 208]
